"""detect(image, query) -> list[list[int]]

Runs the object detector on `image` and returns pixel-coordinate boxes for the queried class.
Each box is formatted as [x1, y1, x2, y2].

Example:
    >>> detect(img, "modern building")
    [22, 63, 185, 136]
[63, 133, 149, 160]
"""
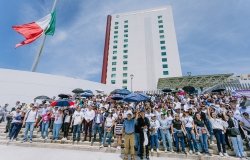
[101, 6, 182, 91]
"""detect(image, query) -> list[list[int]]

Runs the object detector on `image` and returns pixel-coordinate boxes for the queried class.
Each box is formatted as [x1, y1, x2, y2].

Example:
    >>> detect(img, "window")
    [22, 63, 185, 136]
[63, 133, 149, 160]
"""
[123, 61, 128, 65]
[161, 46, 166, 50]
[162, 64, 168, 68]
[159, 25, 163, 28]
[160, 35, 164, 39]
[114, 26, 118, 29]
[161, 52, 166, 56]
[122, 86, 127, 89]
[112, 68, 116, 71]
[163, 71, 169, 75]
[124, 29, 128, 33]
[160, 41, 165, 44]
[123, 67, 127, 71]
[159, 30, 164, 34]
[124, 44, 128, 48]
[162, 58, 167, 62]
[123, 79, 127, 84]
[113, 45, 117, 49]
[123, 50, 128, 53]
[114, 35, 118, 39]
[113, 40, 118, 44]
[115, 22, 119, 25]
[158, 15, 162, 19]
[111, 80, 116, 84]
[123, 73, 127, 77]
[111, 74, 116, 78]
[124, 25, 128, 28]
[124, 39, 128, 43]
[112, 56, 117, 60]
[124, 20, 128, 23]
[113, 51, 117, 54]
[158, 20, 163, 23]
[123, 55, 128, 59]
[112, 62, 116, 65]
[124, 34, 128, 38]
[114, 31, 118, 34]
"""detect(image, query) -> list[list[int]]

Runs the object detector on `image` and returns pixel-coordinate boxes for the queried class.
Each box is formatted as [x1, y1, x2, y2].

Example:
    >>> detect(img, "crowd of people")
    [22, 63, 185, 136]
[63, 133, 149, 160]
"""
[1, 92, 250, 160]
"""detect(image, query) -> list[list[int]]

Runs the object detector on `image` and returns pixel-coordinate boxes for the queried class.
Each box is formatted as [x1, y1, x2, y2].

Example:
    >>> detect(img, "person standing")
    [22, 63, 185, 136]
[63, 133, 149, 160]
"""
[71, 107, 84, 144]
[115, 113, 124, 150]
[52, 108, 63, 141]
[150, 114, 160, 152]
[39, 110, 51, 140]
[100, 112, 114, 148]
[92, 108, 104, 144]
[8, 108, 22, 142]
[62, 109, 72, 141]
[83, 105, 95, 142]
[22, 104, 38, 143]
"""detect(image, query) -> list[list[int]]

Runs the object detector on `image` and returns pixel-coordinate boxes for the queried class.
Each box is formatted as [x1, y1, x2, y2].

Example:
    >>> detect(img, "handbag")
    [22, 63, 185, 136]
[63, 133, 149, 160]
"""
[228, 128, 240, 136]
[177, 131, 184, 138]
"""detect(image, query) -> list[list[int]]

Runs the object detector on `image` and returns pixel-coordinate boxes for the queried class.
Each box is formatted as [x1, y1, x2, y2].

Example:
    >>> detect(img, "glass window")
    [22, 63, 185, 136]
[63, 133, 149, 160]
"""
[123, 79, 127, 84]
[123, 55, 128, 59]
[162, 58, 167, 62]
[124, 25, 128, 28]
[158, 15, 162, 19]
[112, 62, 116, 65]
[160, 41, 165, 44]
[112, 56, 117, 60]
[159, 30, 164, 33]
[163, 71, 169, 75]
[124, 44, 128, 48]
[124, 29, 128, 33]
[159, 25, 163, 28]
[111, 74, 116, 78]
[113, 40, 118, 44]
[160, 35, 164, 39]
[124, 39, 128, 43]
[114, 35, 118, 39]
[123, 67, 127, 71]
[114, 26, 118, 29]
[161, 46, 166, 50]
[111, 80, 116, 84]
[123, 50, 128, 53]
[115, 22, 119, 25]
[114, 31, 118, 34]
[158, 20, 163, 23]
[124, 20, 128, 23]
[113, 51, 117, 54]
[123, 73, 128, 77]
[112, 68, 116, 71]
[124, 34, 128, 38]
[123, 61, 128, 65]
[113, 45, 117, 49]
[162, 64, 168, 68]
[161, 52, 166, 56]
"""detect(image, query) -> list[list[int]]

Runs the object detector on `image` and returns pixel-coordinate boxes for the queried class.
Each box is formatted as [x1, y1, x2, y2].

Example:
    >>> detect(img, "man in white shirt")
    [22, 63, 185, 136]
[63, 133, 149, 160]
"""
[72, 107, 84, 143]
[84, 105, 95, 142]
[22, 104, 38, 143]
[150, 114, 160, 152]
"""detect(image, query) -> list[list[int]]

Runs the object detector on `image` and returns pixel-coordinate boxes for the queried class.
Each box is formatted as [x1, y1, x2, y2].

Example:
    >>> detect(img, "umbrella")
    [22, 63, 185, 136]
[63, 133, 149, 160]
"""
[162, 88, 172, 93]
[182, 86, 195, 94]
[72, 88, 84, 94]
[123, 93, 150, 102]
[212, 88, 225, 93]
[34, 95, 50, 101]
[58, 94, 70, 99]
[111, 89, 131, 95]
[111, 94, 124, 101]
[83, 90, 93, 94]
[81, 92, 94, 98]
[51, 100, 74, 107]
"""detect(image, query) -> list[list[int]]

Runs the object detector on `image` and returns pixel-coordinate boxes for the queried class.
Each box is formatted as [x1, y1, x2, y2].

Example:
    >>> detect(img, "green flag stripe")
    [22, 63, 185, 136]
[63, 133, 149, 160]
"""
[45, 11, 56, 36]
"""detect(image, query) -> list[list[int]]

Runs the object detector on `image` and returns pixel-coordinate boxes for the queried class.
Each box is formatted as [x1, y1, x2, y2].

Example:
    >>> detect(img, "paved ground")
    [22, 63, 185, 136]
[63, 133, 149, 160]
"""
[0, 144, 190, 160]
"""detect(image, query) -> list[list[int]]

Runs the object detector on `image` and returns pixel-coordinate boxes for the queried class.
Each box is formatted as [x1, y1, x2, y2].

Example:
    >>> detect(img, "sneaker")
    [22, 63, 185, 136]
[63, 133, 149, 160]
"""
[108, 145, 111, 148]
[151, 149, 154, 152]
[45, 137, 48, 140]
[170, 149, 174, 153]
[223, 153, 229, 157]
[219, 152, 224, 157]
[117, 146, 121, 150]
[196, 152, 201, 155]
[29, 140, 32, 143]
[206, 153, 212, 156]
[100, 144, 104, 148]
[156, 149, 159, 153]
[211, 141, 215, 145]
[189, 150, 193, 154]
[164, 150, 167, 153]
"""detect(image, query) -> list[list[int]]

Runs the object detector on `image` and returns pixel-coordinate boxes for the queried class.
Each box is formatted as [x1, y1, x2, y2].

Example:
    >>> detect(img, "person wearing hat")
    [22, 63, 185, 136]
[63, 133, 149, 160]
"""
[122, 110, 138, 160]
[22, 104, 38, 143]
[149, 113, 160, 153]
[159, 112, 173, 152]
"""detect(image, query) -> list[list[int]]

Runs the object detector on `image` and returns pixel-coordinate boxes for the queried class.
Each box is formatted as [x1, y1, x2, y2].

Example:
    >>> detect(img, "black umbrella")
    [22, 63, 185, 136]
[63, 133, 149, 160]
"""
[111, 89, 131, 95]
[72, 88, 84, 94]
[211, 88, 225, 93]
[162, 88, 172, 93]
[34, 95, 50, 101]
[58, 94, 70, 99]
[182, 86, 196, 94]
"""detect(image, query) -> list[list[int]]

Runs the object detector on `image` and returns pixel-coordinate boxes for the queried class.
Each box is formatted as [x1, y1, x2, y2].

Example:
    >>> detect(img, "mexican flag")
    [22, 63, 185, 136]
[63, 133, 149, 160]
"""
[12, 11, 56, 48]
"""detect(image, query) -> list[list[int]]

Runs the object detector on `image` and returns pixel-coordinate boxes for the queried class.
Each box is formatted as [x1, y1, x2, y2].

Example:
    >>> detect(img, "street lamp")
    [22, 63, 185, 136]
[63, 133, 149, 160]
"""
[130, 74, 134, 92]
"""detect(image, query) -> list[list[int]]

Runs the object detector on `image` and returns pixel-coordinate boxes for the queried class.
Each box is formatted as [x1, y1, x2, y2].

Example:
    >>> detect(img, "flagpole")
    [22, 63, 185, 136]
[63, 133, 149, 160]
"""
[31, 0, 58, 72]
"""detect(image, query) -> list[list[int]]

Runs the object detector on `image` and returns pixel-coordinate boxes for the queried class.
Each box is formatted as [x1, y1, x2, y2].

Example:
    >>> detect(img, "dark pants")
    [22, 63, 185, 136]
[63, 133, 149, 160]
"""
[84, 120, 93, 141]
[139, 132, 149, 158]
[213, 129, 226, 153]
[63, 122, 70, 138]
[8, 123, 14, 137]
[93, 123, 102, 143]
[73, 124, 81, 141]
[5, 118, 12, 133]
[9, 123, 22, 139]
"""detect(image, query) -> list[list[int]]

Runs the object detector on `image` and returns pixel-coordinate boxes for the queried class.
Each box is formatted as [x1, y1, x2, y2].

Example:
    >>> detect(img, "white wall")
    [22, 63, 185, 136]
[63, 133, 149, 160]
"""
[0, 68, 116, 107]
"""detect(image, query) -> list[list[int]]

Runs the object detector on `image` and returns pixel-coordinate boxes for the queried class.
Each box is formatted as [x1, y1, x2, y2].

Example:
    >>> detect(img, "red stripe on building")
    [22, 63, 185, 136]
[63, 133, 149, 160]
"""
[101, 15, 112, 84]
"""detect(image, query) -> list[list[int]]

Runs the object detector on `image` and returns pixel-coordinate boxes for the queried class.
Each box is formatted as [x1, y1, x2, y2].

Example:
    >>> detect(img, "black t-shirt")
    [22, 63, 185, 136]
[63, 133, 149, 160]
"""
[194, 119, 205, 127]
[137, 117, 150, 133]
[172, 119, 182, 130]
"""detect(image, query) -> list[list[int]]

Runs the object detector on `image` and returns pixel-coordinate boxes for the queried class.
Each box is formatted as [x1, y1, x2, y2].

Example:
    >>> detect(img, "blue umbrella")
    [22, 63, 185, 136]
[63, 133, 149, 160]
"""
[51, 100, 74, 107]
[111, 94, 124, 101]
[83, 90, 93, 94]
[111, 89, 131, 95]
[123, 93, 150, 102]
[81, 92, 94, 98]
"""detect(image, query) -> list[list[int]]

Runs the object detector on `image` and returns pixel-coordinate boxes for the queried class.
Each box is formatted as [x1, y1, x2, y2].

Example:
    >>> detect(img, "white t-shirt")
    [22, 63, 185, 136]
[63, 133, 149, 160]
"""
[183, 116, 193, 128]
[72, 111, 84, 125]
[64, 115, 71, 123]
[105, 117, 114, 127]
[84, 109, 95, 121]
[25, 110, 38, 123]
[209, 118, 228, 130]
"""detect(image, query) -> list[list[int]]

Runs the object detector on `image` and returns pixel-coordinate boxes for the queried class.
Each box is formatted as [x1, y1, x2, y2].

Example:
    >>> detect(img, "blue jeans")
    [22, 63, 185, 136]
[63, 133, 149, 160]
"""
[93, 123, 102, 143]
[102, 129, 112, 145]
[23, 122, 35, 141]
[186, 127, 198, 152]
[134, 133, 140, 153]
[205, 119, 214, 142]
[9, 123, 22, 139]
[73, 124, 81, 141]
[230, 135, 244, 157]
[53, 123, 62, 140]
[41, 122, 49, 138]
[199, 133, 209, 153]
[174, 130, 185, 152]
[160, 129, 173, 150]
[213, 129, 226, 153]
[150, 134, 159, 149]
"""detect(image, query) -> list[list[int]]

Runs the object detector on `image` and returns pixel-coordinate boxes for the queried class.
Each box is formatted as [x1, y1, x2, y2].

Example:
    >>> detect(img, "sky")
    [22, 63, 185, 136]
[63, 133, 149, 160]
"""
[0, 0, 250, 82]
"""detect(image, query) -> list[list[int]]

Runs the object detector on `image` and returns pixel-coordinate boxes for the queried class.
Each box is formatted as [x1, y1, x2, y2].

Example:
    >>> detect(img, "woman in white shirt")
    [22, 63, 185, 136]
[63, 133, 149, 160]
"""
[100, 113, 114, 148]
[52, 109, 63, 141]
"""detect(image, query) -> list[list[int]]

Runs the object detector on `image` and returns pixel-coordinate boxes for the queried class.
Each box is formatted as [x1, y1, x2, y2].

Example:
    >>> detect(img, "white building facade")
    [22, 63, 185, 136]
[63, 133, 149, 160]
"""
[101, 6, 182, 91]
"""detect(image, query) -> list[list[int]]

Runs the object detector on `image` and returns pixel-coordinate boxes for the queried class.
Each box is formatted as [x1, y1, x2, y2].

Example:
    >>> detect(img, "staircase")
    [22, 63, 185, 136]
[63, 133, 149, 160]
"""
[0, 122, 248, 160]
